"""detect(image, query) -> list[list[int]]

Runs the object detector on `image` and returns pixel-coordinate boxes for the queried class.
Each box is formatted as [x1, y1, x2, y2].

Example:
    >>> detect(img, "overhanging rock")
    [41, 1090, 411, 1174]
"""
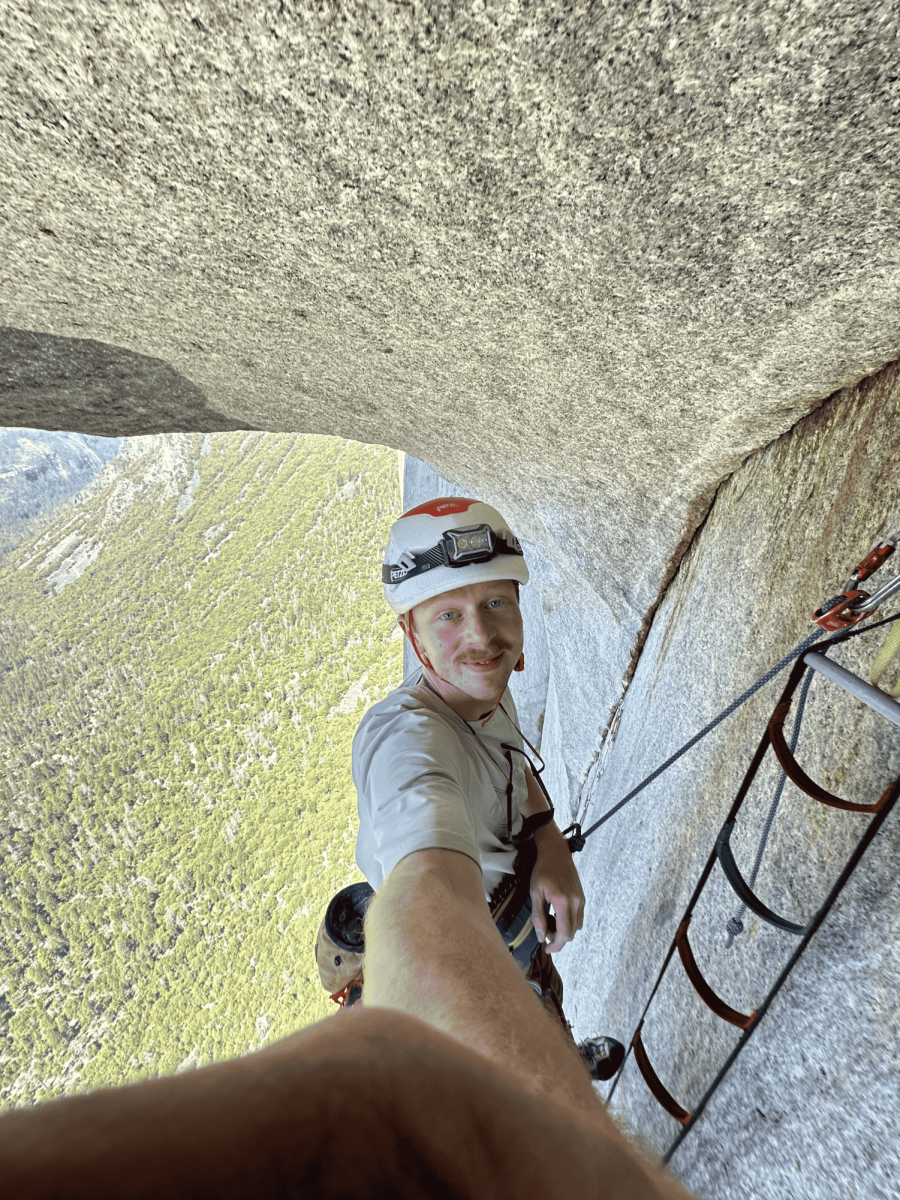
[3, 1, 900, 695]
[3, 4, 900, 1197]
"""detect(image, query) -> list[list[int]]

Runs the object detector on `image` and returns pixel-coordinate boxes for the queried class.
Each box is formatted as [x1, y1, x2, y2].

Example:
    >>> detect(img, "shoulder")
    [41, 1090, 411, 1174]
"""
[353, 679, 462, 760]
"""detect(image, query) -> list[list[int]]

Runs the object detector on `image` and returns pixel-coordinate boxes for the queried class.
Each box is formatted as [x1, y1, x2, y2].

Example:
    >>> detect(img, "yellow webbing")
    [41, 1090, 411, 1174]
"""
[509, 916, 535, 952]
[869, 619, 900, 696]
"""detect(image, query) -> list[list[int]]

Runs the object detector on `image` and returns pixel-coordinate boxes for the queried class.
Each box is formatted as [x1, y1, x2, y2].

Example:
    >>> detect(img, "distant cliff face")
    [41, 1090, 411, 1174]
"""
[0, 428, 121, 548]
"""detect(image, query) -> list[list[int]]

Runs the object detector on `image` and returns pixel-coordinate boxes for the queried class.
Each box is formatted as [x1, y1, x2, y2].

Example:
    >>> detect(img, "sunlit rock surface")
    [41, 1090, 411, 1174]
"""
[3, 1, 900, 694]
[405, 359, 900, 1199]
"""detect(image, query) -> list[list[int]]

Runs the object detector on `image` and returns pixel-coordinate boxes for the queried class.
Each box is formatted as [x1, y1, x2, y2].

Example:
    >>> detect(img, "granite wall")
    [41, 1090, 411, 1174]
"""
[405, 359, 900, 1199]
[3, 2, 900, 1194]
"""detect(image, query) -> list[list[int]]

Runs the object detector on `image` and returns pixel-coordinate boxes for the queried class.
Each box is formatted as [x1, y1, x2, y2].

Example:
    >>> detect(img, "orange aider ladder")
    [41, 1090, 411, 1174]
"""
[606, 647, 900, 1158]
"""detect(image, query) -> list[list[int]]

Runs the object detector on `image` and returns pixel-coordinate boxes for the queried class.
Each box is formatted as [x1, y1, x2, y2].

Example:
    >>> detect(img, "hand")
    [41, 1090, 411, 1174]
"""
[529, 825, 585, 954]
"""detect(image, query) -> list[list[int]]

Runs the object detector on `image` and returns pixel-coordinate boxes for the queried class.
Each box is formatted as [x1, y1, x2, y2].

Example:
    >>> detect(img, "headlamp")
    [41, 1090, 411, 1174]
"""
[382, 523, 523, 585]
[444, 523, 496, 566]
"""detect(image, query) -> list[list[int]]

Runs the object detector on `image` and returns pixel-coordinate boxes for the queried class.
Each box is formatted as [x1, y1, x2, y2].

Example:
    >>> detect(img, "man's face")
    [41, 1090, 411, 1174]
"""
[406, 579, 524, 721]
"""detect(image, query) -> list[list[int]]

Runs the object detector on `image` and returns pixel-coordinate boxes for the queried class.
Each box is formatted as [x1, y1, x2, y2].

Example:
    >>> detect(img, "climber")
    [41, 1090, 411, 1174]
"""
[333, 496, 624, 1086]
[0, 494, 691, 1200]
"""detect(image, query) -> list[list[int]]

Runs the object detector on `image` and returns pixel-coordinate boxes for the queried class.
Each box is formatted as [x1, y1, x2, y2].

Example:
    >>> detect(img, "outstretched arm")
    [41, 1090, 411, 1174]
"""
[364, 846, 693, 1200]
[0, 848, 693, 1199]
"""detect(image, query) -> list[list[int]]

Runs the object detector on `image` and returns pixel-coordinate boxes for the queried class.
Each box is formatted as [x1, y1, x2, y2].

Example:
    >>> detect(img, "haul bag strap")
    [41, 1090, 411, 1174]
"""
[631, 1024, 691, 1125]
[716, 821, 806, 935]
[675, 916, 756, 1030]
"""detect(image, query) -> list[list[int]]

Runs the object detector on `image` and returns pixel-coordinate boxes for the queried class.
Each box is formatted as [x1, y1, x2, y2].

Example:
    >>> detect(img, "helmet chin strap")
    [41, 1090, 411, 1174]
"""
[398, 613, 524, 726]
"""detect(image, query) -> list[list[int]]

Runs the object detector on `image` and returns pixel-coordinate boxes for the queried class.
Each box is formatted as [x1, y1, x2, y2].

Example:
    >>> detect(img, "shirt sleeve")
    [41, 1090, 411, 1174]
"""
[354, 706, 481, 887]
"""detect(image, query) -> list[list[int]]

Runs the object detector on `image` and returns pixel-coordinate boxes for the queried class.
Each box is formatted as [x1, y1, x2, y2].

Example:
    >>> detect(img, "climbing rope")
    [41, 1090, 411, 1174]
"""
[597, 618, 900, 1157]
[571, 627, 836, 847]
[566, 535, 900, 848]
[587, 609, 900, 1162]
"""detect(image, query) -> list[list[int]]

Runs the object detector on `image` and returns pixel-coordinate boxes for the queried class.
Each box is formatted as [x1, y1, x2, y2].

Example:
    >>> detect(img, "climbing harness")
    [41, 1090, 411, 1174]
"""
[554, 534, 900, 1162]
[314, 697, 559, 1005]
[452, 690, 559, 970]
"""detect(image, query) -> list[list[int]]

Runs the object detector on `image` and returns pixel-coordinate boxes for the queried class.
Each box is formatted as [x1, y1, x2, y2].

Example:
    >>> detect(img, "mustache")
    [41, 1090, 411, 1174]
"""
[459, 649, 508, 664]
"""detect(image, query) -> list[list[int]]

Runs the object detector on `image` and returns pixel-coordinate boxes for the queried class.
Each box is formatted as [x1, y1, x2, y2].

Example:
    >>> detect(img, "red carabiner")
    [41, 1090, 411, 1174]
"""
[813, 539, 896, 631]
[847, 543, 895, 587]
[812, 591, 874, 632]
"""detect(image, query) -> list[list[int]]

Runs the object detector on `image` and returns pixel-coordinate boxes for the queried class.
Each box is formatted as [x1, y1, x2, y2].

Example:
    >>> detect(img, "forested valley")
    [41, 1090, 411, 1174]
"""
[0, 431, 403, 1107]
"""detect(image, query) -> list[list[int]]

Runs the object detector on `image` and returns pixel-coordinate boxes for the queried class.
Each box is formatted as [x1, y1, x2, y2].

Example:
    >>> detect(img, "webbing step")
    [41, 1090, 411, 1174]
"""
[768, 656, 895, 814]
[716, 821, 806, 935]
[675, 916, 756, 1028]
[631, 1025, 691, 1126]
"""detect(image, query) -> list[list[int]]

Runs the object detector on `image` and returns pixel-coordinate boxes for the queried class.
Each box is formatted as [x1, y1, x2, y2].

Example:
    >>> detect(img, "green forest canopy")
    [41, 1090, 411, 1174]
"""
[0, 431, 403, 1107]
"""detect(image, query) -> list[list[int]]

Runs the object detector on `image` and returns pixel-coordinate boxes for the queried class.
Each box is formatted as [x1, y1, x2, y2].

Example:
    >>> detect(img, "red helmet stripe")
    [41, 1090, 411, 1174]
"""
[401, 496, 478, 518]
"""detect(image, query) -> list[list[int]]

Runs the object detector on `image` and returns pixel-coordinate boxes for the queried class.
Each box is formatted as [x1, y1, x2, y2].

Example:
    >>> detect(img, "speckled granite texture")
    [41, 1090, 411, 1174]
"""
[3, 1, 900, 672]
[3, 3, 900, 1195]
[408, 360, 900, 1200]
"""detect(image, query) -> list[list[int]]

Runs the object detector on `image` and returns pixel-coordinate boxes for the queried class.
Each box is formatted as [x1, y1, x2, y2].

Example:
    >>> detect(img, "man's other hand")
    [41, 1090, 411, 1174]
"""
[530, 823, 585, 953]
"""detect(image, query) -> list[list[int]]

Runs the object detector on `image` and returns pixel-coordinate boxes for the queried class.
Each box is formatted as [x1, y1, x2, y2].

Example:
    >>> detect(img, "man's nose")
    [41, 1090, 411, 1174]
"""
[460, 609, 498, 646]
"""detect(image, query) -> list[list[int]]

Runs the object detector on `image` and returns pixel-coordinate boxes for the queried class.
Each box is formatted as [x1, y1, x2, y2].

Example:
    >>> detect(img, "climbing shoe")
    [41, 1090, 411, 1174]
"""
[578, 1036, 625, 1082]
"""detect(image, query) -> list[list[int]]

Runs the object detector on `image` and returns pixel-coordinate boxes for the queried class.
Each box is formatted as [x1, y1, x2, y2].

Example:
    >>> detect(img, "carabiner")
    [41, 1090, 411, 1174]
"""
[813, 536, 897, 631]
[812, 591, 875, 632]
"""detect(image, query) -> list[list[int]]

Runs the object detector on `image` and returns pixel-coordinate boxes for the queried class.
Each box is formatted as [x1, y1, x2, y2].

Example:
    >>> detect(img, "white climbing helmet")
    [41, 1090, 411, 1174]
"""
[382, 496, 529, 616]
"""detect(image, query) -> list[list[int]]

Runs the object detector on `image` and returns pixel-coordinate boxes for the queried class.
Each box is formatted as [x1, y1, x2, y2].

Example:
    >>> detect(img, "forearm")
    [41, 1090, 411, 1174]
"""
[363, 853, 693, 1200]
[364, 852, 595, 1115]
[0, 1008, 691, 1200]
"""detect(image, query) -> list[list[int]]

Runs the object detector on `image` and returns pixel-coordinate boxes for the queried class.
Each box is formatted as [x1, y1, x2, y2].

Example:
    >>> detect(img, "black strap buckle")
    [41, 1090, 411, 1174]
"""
[561, 822, 586, 854]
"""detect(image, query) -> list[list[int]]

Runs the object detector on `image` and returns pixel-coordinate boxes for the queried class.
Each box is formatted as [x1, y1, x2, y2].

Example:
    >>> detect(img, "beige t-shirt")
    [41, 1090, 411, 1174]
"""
[352, 671, 529, 900]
